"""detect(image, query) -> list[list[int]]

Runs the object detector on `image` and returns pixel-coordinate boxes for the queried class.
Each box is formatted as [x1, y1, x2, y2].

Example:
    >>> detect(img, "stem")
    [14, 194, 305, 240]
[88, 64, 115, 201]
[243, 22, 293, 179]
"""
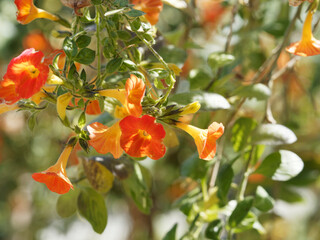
[95, 6, 101, 85]
[237, 146, 255, 201]
[201, 177, 208, 201]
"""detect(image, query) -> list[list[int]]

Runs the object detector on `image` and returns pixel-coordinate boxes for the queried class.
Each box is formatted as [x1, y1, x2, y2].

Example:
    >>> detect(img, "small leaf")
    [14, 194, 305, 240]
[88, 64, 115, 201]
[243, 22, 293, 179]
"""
[76, 35, 91, 48]
[254, 186, 274, 212]
[104, 8, 125, 17]
[126, 9, 146, 17]
[254, 150, 304, 181]
[77, 187, 108, 234]
[28, 112, 38, 131]
[163, 223, 177, 240]
[75, 48, 95, 65]
[216, 164, 234, 205]
[231, 117, 257, 152]
[82, 158, 114, 193]
[233, 83, 271, 100]
[63, 37, 77, 59]
[207, 53, 235, 71]
[56, 188, 79, 218]
[252, 124, 297, 145]
[228, 197, 254, 228]
[205, 219, 223, 240]
[169, 91, 230, 111]
[188, 69, 211, 89]
[78, 112, 86, 128]
[117, 30, 132, 41]
[106, 58, 123, 73]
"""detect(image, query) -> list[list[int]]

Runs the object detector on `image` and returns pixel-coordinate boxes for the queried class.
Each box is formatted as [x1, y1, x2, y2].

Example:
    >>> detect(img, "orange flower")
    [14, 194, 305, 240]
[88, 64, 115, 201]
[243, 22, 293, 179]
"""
[0, 76, 20, 105]
[14, 0, 59, 24]
[197, 0, 227, 26]
[131, 0, 163, 25]
[176, 122, 224, 160]
[5, 48, 49, 99]
[88, 75, 146, 158]
[86, 100, 102, 115]
[32, 144, 74, 194]
[119, 115, 166, 160]
[286, 10, 320, 56]
[23, 32, 54, 54]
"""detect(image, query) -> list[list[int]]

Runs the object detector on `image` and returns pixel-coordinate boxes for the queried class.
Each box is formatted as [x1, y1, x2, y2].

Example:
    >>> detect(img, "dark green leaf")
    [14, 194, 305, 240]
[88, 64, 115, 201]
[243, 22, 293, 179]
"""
[63, 37, 77, 59]
[162, 223, 177, 240]
[278, 186, 303, 203]
[77, 187, 108, 234]
[181, 153, 209, 180]
[228, 197, 254, 228]
[169, 91, 230, 111]
[252, 124, 297, 145]
[75, 48, 95, 65]
[126, 9, 146, 17]
[207, 53, 235, 71]
[255, 150, 304, 181]
[205, 219, 223, 240]
[217, 164, 234, 205]
[56, 188, 79, 218]
[254, 186, 274, 212]
[91, 0, 102, 5]
[231, 117, 257, 152]
[106, 58, 123, 73]
[76, 35, 91, 48]
[117, 30, 132, 41]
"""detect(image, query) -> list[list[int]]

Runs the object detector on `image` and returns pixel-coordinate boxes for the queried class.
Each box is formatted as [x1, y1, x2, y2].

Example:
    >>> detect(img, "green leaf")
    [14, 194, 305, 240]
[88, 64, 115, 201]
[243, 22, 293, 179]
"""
[169, 91, 230, 111]
[181, 153, 209, 180]
[217, 164, 234, 205]
[56, 188, 79, 218]
[158, 46, 187, 66]
[122, 59, 137, 70]
[75, 48, 95, 65]
[205, 219, 223, 240]
[207, 52, 235, 71]
[233, 83, 271, 100]
[278, 186, 303, 203]
[104, 8, 125, 17]
[77, 187, 108, 234]
[228, 197, 254, 228]
[106, 58, 123, 73]
[78, 112, 86, 128]
[91, 0, 102, 5]
[82, 158, 115, 193]
[28, 112, 38, 131]
[117, 30, 132, 41]
[163, 223, 177, 240]
[252, 124, 297, 145]
[122, 162, 152, 214]
[76, 35, 91, 49]
[188, 69, 211, 89]
[254, 186, 274, 212]
[254, 150, 304, 181]
[63, 37, 78, 59]
[126, 9, 146, 17]
[231, 117, 257, 152]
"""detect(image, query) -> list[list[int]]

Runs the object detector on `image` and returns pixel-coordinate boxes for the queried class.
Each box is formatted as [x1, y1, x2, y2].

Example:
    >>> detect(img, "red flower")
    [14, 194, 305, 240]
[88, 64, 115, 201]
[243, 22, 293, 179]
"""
[131, 0, 163, 25]
[15, 0, 59, 24]
[32, 145, 74, 194]
[5, 49, 49, 99]
[176, 122, 224, 160]
[88, 75, 146, 158]
[119, 115, 166, 160]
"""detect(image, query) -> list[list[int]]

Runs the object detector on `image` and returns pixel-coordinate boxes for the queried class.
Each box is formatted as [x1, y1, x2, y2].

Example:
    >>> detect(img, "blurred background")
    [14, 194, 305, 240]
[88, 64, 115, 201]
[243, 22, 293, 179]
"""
[2, 0, 320, 239]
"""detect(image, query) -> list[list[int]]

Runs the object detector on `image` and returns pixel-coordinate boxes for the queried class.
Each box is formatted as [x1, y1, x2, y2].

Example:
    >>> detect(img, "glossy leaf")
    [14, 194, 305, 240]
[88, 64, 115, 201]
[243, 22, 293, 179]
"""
[231, 117, 257, 152]
[162, 223, 177, 240]
[254, 150, 304, 181]
[217, 164, 234, 205]
[75, 48, 95, 65]
[254, 186, 274, 212]
[63, 37, 77, 59]
[205, 219, 223, 240]
[252, 124, 297, 145]
[228, 197, 254, 228]
[77, 187, 108, 234]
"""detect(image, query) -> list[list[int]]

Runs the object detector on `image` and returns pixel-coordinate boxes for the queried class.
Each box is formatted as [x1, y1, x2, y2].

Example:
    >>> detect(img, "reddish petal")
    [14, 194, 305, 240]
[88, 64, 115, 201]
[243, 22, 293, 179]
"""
[86, 100, 102, 115]
[125, 74, 145, 117]
[0, 77, 20, 104]
[32, 172, 73, 194]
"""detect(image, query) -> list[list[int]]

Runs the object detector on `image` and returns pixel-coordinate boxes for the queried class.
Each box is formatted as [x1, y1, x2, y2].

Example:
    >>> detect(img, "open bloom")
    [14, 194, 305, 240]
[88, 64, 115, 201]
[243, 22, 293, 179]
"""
[119, 115, 166, 160]
[87, 75, 146, 158]
[5, 48, 49, 99]
[32, 144, 74, 194]
[286, 10, 320, 56]
[131, 0, 163, 25]
[15, 0, 59, 24]
[176, 122, 224, 160]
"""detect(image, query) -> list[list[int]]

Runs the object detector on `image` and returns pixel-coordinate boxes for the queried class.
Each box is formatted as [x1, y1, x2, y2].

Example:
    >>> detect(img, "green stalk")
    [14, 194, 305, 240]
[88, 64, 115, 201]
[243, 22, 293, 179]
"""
[95, 6, 102, 85]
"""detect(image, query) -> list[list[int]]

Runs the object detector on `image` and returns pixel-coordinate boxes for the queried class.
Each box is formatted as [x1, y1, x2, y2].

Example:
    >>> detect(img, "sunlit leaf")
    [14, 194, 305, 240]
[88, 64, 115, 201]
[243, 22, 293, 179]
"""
[254, 186, 274, 212]
[228, 197, 254, 228]
[231, 117, 257, 152]
[233, 83, 271, 100]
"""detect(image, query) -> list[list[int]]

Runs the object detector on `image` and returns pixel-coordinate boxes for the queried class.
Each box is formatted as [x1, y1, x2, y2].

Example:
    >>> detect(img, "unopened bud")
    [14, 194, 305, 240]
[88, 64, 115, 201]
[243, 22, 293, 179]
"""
[180, 102, 201, 115]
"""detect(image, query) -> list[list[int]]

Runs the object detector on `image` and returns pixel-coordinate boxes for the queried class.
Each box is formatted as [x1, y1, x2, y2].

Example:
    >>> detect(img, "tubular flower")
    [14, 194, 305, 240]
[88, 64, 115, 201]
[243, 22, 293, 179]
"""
[14, 0, 59, 24]
[5, 48, 49, 99]
[32, 144, 74, 194]
[176, 122, 224, 160]
[131, 0, 163, 25]
[286, 10, 320, 56]
[88, 75, 146, 158]
[119, 115, 166, 160]
[0, 76, 20, 105]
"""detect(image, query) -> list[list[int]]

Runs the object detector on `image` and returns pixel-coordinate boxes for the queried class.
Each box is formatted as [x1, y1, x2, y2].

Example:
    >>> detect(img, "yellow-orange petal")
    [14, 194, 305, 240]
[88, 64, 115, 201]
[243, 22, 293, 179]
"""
[131, 0, 163, 25]
[125, 74, 145, 117]
[0, 104, 19, 115]
[176, 122, 224, 160]
[57, 92, 73, 120]
[88, 121, 123, 158]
